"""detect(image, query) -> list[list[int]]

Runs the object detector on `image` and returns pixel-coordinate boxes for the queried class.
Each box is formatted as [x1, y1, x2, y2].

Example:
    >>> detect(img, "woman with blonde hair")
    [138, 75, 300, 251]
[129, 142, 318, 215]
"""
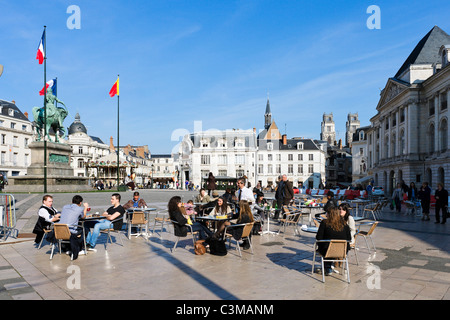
[316, 207, 351, 276]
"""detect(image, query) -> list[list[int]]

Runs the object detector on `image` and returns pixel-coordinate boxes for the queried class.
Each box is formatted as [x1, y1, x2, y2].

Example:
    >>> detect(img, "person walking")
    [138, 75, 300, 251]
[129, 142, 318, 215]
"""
[434, 183, 448, 224]
[206, 172, 216, 196]
[418, 182, 431, 221]
[392, 183, 403, 213]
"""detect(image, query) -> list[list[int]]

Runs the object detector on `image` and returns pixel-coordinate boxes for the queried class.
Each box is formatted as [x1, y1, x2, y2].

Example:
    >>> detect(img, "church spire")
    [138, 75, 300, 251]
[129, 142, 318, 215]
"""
[264, 94, 272, 130]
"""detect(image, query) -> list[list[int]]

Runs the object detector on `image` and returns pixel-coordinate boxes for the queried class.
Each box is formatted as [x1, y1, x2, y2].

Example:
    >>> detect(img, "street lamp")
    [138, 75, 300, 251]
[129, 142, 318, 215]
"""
[151, 163, 154, 189]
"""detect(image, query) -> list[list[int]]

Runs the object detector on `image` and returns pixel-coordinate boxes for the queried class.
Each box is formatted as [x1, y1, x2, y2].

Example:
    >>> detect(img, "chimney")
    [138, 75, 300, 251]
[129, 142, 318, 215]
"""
[282, 134, 287, 145]
[24, 112, 28, 119]
[12, 100, 15, 105]
[109, 136, 115, 152]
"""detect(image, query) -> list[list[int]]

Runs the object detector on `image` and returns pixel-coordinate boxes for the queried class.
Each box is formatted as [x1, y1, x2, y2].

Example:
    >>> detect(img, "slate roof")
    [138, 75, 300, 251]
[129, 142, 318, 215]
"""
[394, 26, 450, 79]
[257, 138, 321, 151]
[0, 99, 30, 122]
[90, 136, 105, 144]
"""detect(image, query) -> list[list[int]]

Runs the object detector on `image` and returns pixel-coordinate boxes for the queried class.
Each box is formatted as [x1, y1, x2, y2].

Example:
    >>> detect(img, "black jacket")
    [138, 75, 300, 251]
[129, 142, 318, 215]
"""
[169, 209, 188, 237]
[435, 188, 449, 207]
[316, 220, 351, 256]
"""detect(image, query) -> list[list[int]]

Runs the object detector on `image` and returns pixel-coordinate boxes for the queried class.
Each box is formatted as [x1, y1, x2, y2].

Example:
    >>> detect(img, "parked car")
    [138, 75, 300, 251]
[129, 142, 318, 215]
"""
[372, 186, 384, 196]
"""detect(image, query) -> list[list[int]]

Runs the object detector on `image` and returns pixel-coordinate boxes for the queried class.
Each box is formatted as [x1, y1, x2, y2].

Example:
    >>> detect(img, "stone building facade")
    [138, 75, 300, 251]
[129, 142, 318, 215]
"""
[367, 26, 450, 193]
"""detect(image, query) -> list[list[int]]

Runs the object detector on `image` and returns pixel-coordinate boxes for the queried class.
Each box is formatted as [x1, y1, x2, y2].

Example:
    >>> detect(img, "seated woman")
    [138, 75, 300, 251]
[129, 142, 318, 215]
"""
[316, 207, 351, 276]
[338, 203, 356, 245]
[209, 197, 232, 216]
[213, 200, 254, 249]
[253, 193, 267, 222]
[168, 196, 212, 240]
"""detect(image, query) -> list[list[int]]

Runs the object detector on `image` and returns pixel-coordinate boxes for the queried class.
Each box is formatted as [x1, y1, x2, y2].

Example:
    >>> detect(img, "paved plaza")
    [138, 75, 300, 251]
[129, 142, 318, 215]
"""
[0, 189, 448, 302]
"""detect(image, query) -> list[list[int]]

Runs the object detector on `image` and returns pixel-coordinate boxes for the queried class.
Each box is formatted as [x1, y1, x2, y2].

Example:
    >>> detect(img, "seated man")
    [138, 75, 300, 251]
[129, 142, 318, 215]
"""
[123, 191, 148, 233]
[195, 188, 211, 204]
[123, 191, 147, 209]
[59, 195, 90, 260]
[32, 195, 60, 245]
[315, 191, 338, 220]
[85, 193, 125, 252]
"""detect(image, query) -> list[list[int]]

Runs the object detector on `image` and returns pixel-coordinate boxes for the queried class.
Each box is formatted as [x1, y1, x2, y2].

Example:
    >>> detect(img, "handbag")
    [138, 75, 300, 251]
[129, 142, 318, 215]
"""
[194, 240, 206, 255]
[208, 238, 227, 256]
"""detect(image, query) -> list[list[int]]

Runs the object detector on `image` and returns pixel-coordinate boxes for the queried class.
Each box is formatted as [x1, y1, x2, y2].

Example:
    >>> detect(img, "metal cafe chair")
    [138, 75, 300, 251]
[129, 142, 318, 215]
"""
[170, 220, 199, 253]
[152, 210, 171, 239]
[277, 212, 302, 237]
[355, 221, 379, 254]
[50, 223, 72, 260]
[312, 239, 350, 283]
[99, 217, 125, 250]
[224, 222, 254, 257]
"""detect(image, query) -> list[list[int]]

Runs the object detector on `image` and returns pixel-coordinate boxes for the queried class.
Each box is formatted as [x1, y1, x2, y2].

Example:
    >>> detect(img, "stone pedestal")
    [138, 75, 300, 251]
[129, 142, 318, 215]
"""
[5, 141, 91, 193]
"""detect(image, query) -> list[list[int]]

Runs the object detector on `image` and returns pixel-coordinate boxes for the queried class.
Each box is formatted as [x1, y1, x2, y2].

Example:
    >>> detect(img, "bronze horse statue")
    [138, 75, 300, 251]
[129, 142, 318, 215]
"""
[33, 87, 69, 143]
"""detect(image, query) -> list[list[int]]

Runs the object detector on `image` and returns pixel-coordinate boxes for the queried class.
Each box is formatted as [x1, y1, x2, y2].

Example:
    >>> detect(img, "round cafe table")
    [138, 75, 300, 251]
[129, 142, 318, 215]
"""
[126, 207, 157, 239]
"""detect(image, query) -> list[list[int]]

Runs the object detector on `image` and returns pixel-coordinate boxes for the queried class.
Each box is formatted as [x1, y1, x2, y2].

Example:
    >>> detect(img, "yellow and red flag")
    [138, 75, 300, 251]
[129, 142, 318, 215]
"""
[109, 77, 119, 97]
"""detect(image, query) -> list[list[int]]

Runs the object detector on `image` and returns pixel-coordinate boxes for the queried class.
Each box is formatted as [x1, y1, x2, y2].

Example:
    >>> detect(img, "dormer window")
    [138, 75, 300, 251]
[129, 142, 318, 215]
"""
[297, 142, 304, 150]
[8, 108, 14, 116]
[439, 45, 450, 68]
[267, 142, 273, 151]
[201, 139, 209, 148]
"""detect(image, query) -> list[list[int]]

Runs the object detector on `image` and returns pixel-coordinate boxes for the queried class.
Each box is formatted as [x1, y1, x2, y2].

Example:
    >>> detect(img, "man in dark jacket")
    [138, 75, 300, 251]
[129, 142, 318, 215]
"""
[418, 182, 431, 221]
[281, 175, 294, 205]
[435, 183, 448, 224]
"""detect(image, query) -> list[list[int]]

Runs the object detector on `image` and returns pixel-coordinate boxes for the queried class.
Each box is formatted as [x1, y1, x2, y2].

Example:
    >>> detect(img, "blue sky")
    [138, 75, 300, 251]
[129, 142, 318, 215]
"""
[1, 0, 450, 154]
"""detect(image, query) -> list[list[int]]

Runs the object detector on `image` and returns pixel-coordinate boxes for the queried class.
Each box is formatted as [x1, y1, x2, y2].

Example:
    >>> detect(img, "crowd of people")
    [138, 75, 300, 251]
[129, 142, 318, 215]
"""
[30, 174, 448, 264]
[32, 191, 148, 260]
[390, 181, 448, 224]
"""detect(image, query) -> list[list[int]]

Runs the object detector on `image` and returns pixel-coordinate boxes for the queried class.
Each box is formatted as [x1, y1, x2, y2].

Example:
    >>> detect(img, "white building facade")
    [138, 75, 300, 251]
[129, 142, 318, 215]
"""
[0, 100, 33, 178]
[66, 113, 110, 178]
[179, 129, 258, 189]
[367, 26, 450, 193]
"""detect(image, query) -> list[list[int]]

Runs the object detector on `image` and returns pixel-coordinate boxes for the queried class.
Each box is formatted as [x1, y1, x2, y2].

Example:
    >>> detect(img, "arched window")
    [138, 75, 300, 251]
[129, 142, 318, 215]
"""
[385, 135, 389, 158]
[399, 129, 406, 155]
[439, 118, 448, 152]
[391, 133, 396, 157]
[428, 123, 435, 153]
[438, 167, 445, 186]
[426, 168, 432, 186]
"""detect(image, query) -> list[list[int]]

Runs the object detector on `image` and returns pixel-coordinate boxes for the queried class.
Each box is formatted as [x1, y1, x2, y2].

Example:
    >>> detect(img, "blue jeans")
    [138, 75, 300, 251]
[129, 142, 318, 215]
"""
[191, 222, 212, 240]
[86, 219, 113, 248]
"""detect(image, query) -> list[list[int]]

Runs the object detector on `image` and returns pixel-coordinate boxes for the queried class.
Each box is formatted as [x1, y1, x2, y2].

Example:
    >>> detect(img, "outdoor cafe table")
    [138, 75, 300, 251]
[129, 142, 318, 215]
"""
[301, 225, 318, 233]
[126, 207, 157, 239]
[261, 208, 277, 236]
[79, 215, 107, 255]
[195, 215, 233, 232]
[298, 205, 324, 225]
[300, 215, 367, 235]
[349, 199, 370, 217]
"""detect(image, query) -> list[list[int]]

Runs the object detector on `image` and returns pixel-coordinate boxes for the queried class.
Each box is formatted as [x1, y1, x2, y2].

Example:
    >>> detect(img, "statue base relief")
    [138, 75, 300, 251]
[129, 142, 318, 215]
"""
[5, 141, 91, 193]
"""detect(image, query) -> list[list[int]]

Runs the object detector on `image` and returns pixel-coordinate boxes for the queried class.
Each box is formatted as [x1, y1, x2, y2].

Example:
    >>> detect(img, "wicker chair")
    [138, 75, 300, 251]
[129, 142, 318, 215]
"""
[312, 239, 350, 283]
[355, 221, 379, 254]
[224, 222, 254, 257]
[170, 220, 199, 253]
[50, 224, 72, 260]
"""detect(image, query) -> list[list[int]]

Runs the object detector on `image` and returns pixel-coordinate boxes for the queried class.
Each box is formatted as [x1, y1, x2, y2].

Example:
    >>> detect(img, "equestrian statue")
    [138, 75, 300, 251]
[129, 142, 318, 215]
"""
[32, 87, 69, 143]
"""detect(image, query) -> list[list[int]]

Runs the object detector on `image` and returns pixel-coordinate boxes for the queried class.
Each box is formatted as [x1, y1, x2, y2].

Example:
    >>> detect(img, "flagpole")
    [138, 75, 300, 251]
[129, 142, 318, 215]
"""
[116, 75, 120, 191]
[43, 26, 47, 194]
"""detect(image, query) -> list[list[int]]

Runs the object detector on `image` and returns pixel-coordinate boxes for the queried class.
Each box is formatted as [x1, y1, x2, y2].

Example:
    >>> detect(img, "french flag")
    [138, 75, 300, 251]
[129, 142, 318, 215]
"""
[39, 78, 57, 96]
[36, 30, 45, 64]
